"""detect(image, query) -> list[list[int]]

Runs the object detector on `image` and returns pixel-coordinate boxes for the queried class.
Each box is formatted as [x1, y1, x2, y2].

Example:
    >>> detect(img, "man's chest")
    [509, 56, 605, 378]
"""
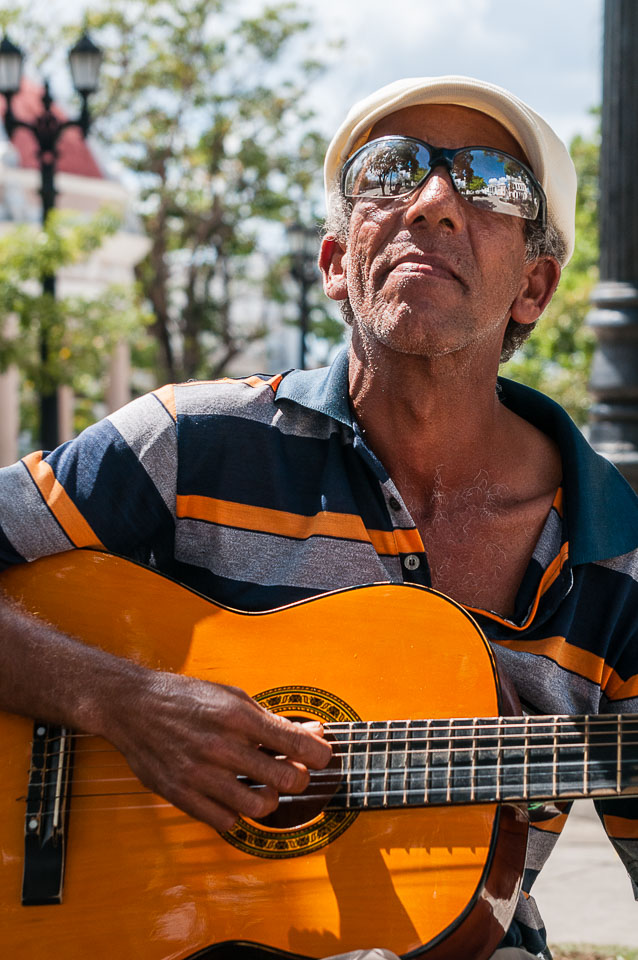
[408, 485, 558, 617]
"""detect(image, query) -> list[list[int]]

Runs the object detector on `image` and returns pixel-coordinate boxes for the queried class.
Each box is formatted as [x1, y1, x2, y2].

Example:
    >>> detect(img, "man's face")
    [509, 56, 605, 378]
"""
[332, 103, 535, 360]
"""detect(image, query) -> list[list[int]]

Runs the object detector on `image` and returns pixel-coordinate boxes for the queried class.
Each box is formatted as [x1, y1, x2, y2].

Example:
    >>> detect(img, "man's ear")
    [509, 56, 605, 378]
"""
[318, 235, 348, 301]
[510, 257, 561, 326]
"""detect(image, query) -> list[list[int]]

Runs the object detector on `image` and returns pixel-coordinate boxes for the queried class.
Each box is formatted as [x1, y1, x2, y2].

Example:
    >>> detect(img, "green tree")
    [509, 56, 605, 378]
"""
[504, 122, 600, 424]
[72, 0, 336, 382]
[0, 210, 151, 438]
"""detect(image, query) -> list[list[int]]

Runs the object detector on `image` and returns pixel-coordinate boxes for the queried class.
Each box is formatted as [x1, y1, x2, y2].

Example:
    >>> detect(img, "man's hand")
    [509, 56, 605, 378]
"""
[0, 595, 331, 833]
[103, 670, 332, 832]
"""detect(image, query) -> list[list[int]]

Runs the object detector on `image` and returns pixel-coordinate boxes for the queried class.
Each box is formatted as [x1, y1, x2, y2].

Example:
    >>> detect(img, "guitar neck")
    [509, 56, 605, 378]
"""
[325, 715, 638, 809]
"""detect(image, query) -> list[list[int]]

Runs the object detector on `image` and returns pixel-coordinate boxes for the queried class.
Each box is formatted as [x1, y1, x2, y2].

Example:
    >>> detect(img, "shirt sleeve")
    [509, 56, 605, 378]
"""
[0, 388, 178, 572]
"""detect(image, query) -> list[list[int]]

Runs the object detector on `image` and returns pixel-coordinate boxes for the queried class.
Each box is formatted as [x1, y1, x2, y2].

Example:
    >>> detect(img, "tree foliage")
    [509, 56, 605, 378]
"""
[504, 122, 600, 424]
[71, 0, 335, 382]
[0, 210, 150, 406]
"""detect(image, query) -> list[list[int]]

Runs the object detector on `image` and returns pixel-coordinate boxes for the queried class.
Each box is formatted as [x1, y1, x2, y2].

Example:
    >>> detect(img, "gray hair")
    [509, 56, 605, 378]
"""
[322, 196, 565, 363]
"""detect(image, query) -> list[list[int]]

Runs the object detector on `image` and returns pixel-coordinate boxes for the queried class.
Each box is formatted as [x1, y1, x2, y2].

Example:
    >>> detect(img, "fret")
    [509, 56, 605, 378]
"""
[500, 717, 527, 800]
[583, 716, 589, 795]
[552, 718, 558, 798]
[362, 721, 371, 809]
[446, 721, 452, 804]
[366, 722, 387, 808]
[424, 719, 431, 804]
[617, 715, 622, 794]
[495, 716, 502, 802]
[523, 715, 530, 801]
[448, 718, 474, 804]
[428, 719, 450, 804]
[345, 725, 354, 809]
[387, 720, 408, 809]
[342, 722, 368, 811]
[404, 719, 427, 806]
[402, 721, 410, 805]
[382, 724, 390, 809]
[470, 717, 477, 803]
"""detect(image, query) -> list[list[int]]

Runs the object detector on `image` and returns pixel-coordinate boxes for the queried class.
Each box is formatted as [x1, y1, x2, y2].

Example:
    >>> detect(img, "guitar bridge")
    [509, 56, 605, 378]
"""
[22, 722, 74, 905]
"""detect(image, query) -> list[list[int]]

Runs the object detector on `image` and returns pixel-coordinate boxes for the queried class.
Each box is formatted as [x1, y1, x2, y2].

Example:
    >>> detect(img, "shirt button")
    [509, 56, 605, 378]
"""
[388, 496, 402, 511]
[404, 554, 420, 571]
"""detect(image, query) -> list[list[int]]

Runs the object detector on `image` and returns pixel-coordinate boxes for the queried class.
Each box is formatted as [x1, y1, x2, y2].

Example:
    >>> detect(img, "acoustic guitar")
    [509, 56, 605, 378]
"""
[1, 550, 637, 960]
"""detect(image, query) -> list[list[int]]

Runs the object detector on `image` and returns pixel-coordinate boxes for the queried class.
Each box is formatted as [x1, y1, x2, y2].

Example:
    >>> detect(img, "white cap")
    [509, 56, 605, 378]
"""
[324, 75, 577, 265]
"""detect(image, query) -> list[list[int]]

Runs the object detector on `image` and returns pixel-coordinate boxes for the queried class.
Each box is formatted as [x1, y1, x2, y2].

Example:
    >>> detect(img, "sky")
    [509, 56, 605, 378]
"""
[13, 0, 603, 151]
[300, 0, 603, 147]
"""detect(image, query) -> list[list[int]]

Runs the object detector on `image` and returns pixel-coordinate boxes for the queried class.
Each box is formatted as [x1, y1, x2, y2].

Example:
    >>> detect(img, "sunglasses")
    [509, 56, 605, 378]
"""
[341, 135, 547, 227]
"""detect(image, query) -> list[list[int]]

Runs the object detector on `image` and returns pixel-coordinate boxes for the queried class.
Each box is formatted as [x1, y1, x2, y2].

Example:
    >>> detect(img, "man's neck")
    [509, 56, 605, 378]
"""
[347, 335, 508, 502]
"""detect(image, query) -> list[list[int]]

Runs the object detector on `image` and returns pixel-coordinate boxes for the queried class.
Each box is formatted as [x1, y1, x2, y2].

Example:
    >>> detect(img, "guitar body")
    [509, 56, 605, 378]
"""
[0, 551, 528, 960]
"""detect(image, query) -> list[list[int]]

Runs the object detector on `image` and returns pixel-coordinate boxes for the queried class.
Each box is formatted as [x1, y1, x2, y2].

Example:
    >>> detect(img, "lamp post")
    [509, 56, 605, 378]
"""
[0, 31, 102, 450]
[587, 0, 638, 490]
[287, 222, 318, 370]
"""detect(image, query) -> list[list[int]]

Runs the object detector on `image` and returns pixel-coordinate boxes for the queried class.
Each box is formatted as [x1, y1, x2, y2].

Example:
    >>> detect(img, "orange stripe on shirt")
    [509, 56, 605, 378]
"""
[176, 494, 418, 556]
[367, 526, 424, 556]
[177, 495, 371, 543]
[489, 632, 632, 700]
[22, 452, 104, 550]
[152, 384, 177, 422]
[491, 633, 606, 686]
[603, 670, 638, 701]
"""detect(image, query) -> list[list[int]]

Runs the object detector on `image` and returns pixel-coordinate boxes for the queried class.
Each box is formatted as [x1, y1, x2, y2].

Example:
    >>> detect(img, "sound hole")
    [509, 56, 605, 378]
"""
[255, 721, 343, 829]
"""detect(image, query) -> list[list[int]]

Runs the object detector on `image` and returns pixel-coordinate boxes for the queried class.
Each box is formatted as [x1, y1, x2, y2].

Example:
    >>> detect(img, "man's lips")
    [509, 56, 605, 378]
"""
[387, 253, 463, 284]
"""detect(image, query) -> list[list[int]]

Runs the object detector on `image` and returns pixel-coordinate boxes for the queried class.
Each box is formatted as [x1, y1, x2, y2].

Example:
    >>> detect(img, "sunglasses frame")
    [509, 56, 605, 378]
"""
[341, 134, 547, 229]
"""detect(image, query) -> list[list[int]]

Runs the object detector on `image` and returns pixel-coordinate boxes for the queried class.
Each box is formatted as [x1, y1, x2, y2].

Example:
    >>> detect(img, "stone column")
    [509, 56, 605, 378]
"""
[57, 385, 74, 445]
[107, 340, 131, 413]
[0, 366, 19, 466]
[587, 0, 638, 489]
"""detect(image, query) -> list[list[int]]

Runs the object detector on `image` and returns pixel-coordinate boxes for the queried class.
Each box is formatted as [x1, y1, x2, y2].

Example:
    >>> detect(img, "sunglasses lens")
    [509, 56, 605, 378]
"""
[451, 148, 541, 221]
[342, 138, 431, 198]
[342, 137, 545, 224]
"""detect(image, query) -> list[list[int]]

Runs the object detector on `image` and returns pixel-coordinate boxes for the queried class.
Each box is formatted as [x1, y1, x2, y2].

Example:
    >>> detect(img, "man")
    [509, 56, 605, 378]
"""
[1, 76, 638, 960]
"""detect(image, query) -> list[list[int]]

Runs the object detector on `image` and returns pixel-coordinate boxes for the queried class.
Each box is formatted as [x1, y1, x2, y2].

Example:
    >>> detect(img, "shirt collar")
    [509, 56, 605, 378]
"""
[497, 376, 638, 565]
[276, 349, 638, 566]
[276, 347, 353, 427]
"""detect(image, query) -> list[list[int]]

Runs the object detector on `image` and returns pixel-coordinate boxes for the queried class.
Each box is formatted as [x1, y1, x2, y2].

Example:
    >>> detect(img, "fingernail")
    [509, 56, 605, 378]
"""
[301, 720, 323, 734]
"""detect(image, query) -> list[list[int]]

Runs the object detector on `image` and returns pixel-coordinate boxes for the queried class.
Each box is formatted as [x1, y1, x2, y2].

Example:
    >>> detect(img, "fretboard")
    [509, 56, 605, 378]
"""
[323, 716, 638, 810]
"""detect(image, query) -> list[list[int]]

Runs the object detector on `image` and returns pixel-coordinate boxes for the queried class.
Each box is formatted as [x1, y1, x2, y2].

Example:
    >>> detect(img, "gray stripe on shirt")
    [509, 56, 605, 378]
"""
[108, 393, 177, 517]
[175, 381, 343, 440]
[0, 461, 73, 559]
[175, 518, 396, 591]
[490, 642, 603, 714]
[597, 548, 638, 583]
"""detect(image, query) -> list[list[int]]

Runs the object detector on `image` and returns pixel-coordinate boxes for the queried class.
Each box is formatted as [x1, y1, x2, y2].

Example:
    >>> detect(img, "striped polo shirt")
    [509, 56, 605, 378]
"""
[1, 347, 638, 956]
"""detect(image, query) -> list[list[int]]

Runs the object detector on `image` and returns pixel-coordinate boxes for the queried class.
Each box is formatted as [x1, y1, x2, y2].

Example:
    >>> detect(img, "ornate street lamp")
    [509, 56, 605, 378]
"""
[0, 31, 102, 450]
[287, 222, 318, 370]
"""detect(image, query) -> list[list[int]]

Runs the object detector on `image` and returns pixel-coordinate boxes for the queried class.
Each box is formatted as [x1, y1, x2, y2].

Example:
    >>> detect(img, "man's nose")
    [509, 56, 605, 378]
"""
[402, 166, 465, 231]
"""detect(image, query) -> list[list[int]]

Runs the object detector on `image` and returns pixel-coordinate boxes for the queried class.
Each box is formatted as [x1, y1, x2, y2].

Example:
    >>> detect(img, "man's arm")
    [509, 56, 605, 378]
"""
[0, 595, 331, 832]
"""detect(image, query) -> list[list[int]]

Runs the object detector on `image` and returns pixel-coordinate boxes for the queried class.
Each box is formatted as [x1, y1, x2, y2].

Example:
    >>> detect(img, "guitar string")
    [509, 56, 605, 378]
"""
[36, 715, 638, 741]
[27, 734, 638, 778]
[28, 730, 638, 769]
[22, 770, 629, 820]
[32, 722, 638, 756]
[26, 751, 637, 795]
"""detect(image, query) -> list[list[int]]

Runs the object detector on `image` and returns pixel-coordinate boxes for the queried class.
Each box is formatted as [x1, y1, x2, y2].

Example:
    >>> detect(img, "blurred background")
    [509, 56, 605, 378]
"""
[0, 0, 603, 460]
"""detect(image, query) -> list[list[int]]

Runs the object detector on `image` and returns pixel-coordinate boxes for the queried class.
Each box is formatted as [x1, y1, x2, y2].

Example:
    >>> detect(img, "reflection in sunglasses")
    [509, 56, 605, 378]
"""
[342, 136, 545, 225]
